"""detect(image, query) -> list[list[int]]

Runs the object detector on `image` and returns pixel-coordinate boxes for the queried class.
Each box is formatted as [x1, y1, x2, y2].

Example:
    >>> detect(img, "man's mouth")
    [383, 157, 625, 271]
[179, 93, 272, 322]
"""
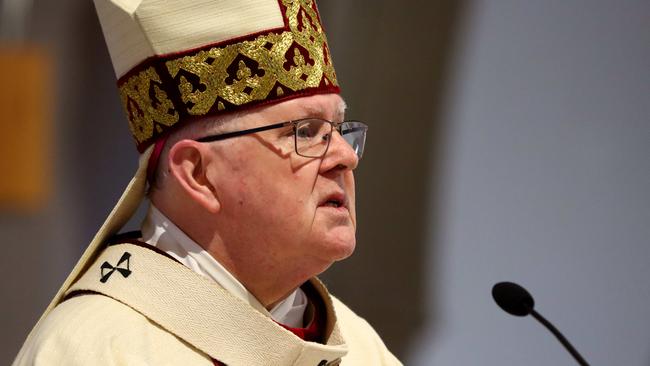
[320, 193, 347, 209]
[323, 199, 344, 208]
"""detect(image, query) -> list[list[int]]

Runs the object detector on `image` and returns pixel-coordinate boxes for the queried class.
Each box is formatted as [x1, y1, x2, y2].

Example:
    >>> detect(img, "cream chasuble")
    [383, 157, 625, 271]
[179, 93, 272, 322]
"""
[14, 237, 402, 366]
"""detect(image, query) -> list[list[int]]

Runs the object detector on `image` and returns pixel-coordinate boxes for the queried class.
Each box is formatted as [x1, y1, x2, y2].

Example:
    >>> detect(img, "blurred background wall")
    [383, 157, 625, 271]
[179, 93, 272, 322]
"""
[0, 1, 648, 365]
[407, 1, 650, 365]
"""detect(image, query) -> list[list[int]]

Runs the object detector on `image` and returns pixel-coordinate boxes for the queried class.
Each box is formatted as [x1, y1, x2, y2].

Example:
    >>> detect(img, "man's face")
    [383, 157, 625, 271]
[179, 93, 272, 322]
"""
[205, 94, 359, 277]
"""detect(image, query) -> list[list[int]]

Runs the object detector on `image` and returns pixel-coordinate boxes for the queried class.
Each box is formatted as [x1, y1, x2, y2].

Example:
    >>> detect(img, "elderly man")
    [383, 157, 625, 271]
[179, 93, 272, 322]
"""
[13, 0, 401, 365]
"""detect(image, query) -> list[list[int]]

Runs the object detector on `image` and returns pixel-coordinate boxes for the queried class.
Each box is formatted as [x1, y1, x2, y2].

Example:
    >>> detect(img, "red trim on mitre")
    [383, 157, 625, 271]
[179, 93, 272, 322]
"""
[116, 0, 340, 154]
[136, 84, 340, 153]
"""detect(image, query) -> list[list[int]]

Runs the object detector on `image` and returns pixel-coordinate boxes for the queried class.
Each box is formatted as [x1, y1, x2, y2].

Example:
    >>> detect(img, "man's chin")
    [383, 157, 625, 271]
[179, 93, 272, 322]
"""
[295, 232, 355, 280]
[322, 231, 356, 262]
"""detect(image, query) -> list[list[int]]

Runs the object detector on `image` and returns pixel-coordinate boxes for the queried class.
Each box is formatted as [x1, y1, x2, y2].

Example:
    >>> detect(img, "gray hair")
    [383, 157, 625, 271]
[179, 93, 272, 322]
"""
[148, 111, 242, 193]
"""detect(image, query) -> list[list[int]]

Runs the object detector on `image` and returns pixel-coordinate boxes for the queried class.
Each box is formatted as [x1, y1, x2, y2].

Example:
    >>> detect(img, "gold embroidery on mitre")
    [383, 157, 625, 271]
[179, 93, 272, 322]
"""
[119, 67, 179, 143]
[120, 0, 338, 146]
[165, 0, 338, 116]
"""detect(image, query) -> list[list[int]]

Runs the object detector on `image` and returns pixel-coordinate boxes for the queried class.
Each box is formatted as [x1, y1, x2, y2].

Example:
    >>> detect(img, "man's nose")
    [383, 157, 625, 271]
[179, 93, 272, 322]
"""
[320, 130, 359, 172]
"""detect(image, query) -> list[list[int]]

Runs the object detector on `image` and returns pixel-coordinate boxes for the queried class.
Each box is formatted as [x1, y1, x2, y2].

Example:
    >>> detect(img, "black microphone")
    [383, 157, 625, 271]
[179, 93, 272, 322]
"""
[492, 281, 590, 366]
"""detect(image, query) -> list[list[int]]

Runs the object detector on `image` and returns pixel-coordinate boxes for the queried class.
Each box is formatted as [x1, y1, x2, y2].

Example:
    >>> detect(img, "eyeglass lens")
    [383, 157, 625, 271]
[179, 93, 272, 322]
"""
[295, 119, 332, 157]
[340, 121, 367, 159]
[295, 120, 367, 158]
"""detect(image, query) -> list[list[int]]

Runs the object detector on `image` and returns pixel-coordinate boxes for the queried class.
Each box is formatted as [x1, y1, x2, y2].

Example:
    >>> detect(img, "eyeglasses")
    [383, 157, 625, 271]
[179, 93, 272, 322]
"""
[195, 118, 368, 159]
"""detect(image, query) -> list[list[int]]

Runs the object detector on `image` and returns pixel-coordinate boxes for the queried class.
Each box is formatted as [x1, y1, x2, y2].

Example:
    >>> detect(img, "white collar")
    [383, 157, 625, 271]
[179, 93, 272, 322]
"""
[140, 204, 308, 328]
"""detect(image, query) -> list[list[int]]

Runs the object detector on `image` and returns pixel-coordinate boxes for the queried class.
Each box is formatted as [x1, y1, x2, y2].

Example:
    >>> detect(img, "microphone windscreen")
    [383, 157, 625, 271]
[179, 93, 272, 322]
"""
[492, 281, 535, 317]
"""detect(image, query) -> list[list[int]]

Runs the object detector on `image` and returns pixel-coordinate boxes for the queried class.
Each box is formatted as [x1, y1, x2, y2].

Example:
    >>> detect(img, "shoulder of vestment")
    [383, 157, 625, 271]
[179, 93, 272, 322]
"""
[15, 241, 401, 365]
[17, 242, 348, 366]
[13, 293, 212, 365]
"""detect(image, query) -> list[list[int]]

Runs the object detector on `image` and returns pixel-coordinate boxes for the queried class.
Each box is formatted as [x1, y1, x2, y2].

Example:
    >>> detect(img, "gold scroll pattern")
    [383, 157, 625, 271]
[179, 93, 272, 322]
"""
[165, 0, 338, 116]
[118, 0, 337, 147]
[119, 67, 179, 144]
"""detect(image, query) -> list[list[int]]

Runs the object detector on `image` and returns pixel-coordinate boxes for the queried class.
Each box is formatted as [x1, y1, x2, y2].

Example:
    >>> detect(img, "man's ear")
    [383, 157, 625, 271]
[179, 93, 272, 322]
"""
[167, 140, 220, 213]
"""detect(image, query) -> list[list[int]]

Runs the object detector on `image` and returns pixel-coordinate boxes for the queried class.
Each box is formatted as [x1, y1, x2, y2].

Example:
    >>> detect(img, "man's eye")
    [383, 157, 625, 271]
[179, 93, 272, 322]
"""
[296, 125, 319, 139]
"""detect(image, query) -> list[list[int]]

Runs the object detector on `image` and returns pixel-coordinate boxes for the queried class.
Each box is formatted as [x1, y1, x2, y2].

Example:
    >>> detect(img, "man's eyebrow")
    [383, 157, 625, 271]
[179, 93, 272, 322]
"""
[300, 100, 347, 120]
[337, 100, 348, 120]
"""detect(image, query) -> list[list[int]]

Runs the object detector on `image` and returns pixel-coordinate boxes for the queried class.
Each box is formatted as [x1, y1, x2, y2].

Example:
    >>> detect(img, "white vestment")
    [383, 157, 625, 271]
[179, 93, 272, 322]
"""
[13, 241, 402, 365]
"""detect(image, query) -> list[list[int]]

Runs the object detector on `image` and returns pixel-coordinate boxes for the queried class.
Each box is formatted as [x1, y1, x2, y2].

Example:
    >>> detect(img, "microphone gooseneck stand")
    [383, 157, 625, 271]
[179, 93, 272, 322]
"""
[492, 281, 590, 366]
